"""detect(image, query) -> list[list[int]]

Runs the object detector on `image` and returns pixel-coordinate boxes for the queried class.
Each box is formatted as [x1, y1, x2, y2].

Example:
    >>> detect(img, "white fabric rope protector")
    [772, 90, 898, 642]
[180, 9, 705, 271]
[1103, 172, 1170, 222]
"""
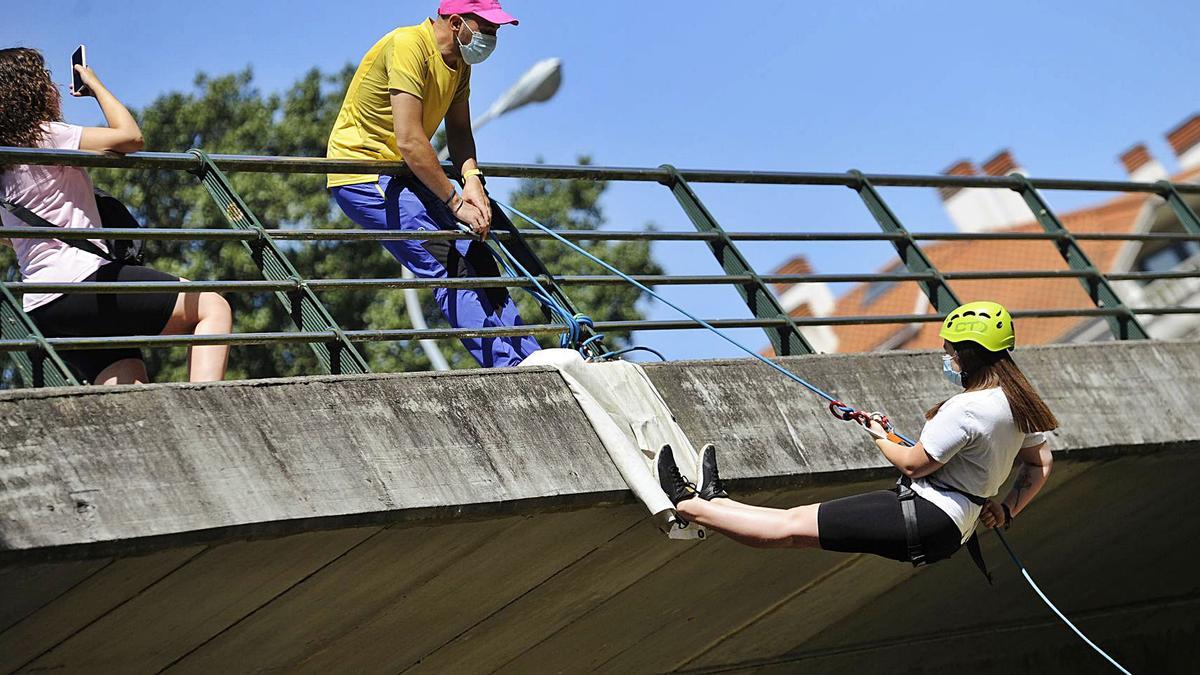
[522, 349, 706, 539]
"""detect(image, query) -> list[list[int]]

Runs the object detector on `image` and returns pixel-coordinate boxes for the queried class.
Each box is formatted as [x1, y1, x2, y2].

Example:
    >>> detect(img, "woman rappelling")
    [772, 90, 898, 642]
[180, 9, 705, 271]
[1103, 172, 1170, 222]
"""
[657, 301, 1058, 572]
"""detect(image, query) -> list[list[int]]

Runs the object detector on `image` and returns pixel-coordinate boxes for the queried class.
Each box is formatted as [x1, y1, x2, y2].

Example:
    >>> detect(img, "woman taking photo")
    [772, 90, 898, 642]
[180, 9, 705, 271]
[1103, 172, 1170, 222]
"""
[0, 47, 231, 385]
[658, 301, 1057, 569]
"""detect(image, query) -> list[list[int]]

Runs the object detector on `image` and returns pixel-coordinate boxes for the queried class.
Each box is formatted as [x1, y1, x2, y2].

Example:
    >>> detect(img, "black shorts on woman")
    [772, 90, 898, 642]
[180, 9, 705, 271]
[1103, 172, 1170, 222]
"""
[817, 488, 962, 563]
[28, 262, 179, 383]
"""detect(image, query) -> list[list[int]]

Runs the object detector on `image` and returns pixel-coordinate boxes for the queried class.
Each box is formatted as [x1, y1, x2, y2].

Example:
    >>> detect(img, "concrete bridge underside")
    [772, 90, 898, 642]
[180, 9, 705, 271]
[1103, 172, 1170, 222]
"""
[1, 342, 1198, 673]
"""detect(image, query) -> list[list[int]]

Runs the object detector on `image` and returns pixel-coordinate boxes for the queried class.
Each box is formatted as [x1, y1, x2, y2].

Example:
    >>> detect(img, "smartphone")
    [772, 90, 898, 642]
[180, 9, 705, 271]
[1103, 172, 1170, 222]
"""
[70, 45, 89, 96]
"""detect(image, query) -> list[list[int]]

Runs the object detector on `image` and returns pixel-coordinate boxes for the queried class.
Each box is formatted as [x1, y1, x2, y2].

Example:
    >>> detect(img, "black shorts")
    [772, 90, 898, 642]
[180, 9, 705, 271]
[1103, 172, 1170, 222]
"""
[818, 488, 963, 564]
[27, 263, 179, 384]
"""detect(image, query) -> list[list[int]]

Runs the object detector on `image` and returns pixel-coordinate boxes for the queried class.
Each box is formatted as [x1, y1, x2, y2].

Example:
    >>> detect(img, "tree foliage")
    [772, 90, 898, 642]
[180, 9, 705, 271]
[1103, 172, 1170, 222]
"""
[3, 66, 661, 385]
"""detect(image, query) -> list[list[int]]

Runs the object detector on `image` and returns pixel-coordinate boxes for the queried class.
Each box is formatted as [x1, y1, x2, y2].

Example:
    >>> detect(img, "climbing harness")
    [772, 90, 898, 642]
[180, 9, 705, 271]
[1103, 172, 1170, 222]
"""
[490, 198, 1132, 675]
[897, 475, 993, 584]
[895, 477, 927, 567]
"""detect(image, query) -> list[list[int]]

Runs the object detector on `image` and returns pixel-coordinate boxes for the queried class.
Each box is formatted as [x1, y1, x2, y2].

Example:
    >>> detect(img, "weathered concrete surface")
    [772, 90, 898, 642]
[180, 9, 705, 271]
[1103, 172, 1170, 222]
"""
[1, 341, 1198, 673]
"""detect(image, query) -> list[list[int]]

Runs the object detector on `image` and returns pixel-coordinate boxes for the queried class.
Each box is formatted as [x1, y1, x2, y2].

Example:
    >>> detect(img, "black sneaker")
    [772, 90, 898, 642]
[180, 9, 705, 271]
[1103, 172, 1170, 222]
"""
[697, 444, 730, 500]
[657, 444, 696, 506]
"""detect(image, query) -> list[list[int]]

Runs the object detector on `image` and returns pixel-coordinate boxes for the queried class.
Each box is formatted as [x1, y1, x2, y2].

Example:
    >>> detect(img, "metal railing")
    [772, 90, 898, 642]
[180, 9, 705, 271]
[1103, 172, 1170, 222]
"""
[2, 146, 1199, 387]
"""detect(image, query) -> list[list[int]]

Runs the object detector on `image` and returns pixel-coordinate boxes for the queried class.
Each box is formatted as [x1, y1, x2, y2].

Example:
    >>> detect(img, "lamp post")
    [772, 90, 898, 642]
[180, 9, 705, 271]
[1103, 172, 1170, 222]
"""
[437, 57, 563, 161]
[412, 58, 564, 370]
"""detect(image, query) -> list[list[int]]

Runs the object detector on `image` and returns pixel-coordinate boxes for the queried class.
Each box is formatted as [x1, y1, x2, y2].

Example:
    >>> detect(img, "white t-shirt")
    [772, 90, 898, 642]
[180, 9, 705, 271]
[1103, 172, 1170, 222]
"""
[912, 387, 1047, 542]
[1, 122, 108, 312]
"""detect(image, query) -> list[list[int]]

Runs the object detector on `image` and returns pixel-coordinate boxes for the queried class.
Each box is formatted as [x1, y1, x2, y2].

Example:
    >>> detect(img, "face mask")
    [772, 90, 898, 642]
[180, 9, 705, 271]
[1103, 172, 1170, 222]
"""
[457, 21, 497, 65]
[942, 354, 964, 388]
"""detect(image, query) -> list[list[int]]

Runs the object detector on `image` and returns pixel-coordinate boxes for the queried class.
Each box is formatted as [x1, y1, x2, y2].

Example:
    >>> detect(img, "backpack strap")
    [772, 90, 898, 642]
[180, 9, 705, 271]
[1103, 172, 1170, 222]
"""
[1, 198, 113, 261]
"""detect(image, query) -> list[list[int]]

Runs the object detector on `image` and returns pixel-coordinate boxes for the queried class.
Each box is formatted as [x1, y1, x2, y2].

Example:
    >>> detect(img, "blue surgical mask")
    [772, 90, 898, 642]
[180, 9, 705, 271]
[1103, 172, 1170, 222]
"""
[457, 22, 497, 65]
[942, 354, 963, 388]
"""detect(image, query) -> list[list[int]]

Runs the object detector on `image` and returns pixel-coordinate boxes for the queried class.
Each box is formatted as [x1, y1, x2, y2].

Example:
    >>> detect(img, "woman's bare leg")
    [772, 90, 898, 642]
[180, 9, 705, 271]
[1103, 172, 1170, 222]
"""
[94, 357, 148, 385]
[707, 497, 790, 515]
[161, 284, 232, 382]
[675, 498, 821, 549]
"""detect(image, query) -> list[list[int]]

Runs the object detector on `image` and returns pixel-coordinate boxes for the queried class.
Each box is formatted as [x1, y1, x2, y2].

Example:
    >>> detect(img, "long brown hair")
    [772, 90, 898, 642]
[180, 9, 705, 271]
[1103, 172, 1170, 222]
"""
[0, 48, 63, 167]
[925, 340, 1059, 433]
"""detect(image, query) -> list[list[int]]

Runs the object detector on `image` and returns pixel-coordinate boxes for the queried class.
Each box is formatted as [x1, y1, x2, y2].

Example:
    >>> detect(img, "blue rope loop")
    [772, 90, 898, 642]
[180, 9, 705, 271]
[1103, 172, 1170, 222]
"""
[473, 221, 662, 361]
[828, 400, 859, 421]
[491, 198, 1130, 674]
[472, 225, 599, 355]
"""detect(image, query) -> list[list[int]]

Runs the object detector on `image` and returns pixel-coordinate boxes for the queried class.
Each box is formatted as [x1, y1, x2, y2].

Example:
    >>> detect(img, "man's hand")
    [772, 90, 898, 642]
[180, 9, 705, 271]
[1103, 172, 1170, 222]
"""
[451, 196, 489, 238]
[461, 176, 492, 228]
[979, 500, 1011, 530]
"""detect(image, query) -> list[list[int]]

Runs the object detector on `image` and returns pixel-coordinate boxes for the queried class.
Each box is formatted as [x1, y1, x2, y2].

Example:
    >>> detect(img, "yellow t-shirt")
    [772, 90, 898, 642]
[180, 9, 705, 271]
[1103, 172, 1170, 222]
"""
[326, 19, 470, 188]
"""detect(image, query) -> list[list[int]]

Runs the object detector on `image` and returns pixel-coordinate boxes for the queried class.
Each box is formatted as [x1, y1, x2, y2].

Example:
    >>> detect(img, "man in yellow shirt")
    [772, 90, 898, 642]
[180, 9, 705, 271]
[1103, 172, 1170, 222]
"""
[328, 0, 540, 367]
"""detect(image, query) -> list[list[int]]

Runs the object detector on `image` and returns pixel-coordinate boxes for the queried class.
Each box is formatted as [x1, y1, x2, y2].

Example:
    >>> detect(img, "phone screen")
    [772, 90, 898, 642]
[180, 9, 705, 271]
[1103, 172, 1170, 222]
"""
[70, 45, 87, 95]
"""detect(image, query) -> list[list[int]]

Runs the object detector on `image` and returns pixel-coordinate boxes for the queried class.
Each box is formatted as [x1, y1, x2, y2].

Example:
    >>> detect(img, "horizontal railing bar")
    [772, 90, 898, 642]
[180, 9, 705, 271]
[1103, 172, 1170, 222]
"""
[7, 225, 1200, 245]
[9, 268, 1200, 296]
[2, 147, 1197, 194]
[268, 229, 716, 242]
[0, 319, 785, 351]
[1, 227, 260, 241]
[2, 306, 1194, 352]
[6, 274, 935, 295]
[0, 227, 492, 242]
[1105, 270, 1200, 281]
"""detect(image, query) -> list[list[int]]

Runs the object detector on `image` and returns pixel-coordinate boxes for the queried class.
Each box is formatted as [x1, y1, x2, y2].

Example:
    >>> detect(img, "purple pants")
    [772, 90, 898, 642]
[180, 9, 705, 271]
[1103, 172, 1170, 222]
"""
[332, 176, 540, 368]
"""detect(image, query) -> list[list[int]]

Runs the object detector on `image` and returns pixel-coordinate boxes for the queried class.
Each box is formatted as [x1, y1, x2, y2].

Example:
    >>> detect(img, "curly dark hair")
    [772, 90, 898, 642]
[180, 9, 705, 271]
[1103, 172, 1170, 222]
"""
[0, 47, 63, 155]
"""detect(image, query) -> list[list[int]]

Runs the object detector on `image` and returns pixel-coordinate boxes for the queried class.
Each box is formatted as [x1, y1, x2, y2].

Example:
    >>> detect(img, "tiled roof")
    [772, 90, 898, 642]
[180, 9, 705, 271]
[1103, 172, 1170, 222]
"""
[770, 166, 1200, 353]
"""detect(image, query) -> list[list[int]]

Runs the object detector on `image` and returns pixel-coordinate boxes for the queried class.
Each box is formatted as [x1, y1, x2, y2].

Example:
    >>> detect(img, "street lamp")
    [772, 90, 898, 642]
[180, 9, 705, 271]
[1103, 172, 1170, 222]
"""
[436, 57, 563, 161]
[412, 58, 564, 370]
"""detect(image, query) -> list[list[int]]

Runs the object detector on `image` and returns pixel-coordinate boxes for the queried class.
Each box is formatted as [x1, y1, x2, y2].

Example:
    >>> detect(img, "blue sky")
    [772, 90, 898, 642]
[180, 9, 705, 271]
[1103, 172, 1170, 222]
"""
[6, 1, 1199, 360]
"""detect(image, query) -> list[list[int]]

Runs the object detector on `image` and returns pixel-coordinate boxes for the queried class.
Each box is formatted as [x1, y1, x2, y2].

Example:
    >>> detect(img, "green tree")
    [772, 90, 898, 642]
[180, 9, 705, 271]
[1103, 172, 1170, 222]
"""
[2, 67, 661, 386]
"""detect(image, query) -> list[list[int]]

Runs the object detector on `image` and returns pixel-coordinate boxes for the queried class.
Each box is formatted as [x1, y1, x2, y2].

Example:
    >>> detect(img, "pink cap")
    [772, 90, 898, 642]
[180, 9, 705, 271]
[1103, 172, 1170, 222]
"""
[438, 0, 519, 26]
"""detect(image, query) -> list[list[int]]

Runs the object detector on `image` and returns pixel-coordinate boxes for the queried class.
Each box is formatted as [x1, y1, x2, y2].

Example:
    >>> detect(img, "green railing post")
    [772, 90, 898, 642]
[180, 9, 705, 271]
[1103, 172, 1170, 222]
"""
[1010, 173, 1149, 340]
[0, 282, 79, 387]
[847, 170, 962, 313]
[1155, 180, 1200, 235]
[188, 149, 370, 374]
[659, 165, 816, 355]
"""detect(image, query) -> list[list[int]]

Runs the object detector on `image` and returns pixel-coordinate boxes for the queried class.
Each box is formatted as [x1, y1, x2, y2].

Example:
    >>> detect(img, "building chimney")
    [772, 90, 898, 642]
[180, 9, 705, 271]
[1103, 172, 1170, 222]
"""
[772, 255, 838, 353]
[1166, 113, 1200, 170]
[980, 149, 1031, 229]
[981, 149, 1019, 177]
[938, 160, 1003, 232]
[1119, 143, 1168, 182]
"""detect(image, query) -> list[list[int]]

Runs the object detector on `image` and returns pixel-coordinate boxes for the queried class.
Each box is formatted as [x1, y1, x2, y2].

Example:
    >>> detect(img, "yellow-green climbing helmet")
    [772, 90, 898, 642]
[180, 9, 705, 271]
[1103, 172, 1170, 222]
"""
[939, 301, 1015, 352]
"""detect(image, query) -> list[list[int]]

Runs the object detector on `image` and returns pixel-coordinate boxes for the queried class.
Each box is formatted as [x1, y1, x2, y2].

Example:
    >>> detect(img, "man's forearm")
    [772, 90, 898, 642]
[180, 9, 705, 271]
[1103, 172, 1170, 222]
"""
[446, 127, 479, 176]
[397, 136, 457, 201]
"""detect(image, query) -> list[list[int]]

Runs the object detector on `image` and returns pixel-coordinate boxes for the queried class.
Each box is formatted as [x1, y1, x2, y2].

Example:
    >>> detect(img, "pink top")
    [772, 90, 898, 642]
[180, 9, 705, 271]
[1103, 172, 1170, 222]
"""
[1, 122, 108, 312]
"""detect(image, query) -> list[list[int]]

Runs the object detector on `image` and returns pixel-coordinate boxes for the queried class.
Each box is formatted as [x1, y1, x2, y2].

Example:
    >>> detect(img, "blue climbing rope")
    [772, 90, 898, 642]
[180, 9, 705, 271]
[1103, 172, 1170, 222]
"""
[477, 228, 600, 353]
[488, 202, 868, 422]
[481, 222, 661, 362]
[994, 530, 1132, 674]
[493, 198, 1132, 675]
